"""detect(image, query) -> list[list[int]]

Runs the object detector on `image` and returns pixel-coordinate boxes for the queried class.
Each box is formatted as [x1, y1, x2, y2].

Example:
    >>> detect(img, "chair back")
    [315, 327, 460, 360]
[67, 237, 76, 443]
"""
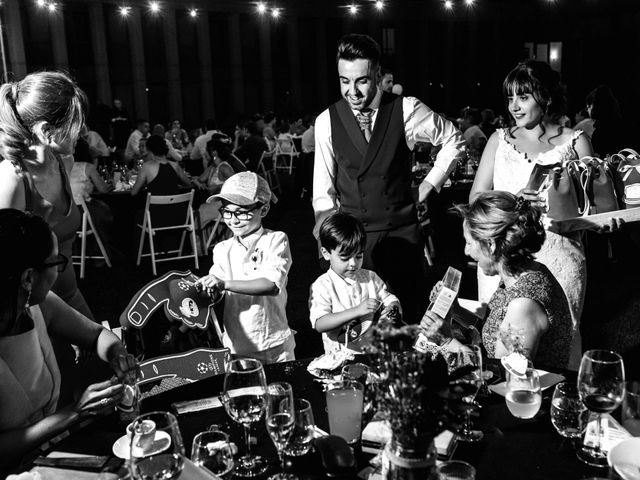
[276, 137, 297, 155]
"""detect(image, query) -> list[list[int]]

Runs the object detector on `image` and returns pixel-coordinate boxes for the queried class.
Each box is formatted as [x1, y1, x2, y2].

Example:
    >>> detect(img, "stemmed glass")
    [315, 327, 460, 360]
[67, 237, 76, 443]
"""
[576, 349, 625, 467]
[129, 411, 185, 480]
[222, 359, 268, 477]
[450, 345, 484, 442]
[191, 430, 235, 478]
[265, 382, 296, 480]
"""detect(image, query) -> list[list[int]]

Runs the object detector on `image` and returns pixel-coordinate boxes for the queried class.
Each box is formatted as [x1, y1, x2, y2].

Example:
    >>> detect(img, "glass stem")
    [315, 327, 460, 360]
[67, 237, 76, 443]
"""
[244, 424, 252, 457]
[278, 448, 285, 472]
[593, 413, 602, 455]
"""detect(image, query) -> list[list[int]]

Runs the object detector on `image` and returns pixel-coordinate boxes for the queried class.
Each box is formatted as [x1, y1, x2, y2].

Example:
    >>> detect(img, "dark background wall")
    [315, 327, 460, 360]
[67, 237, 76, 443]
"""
[7, 0, 640, 131]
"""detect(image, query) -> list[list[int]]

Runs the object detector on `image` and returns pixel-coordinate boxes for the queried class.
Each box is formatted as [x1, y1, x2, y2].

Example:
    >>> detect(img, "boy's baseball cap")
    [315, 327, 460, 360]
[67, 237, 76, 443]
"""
[207, 171, 272, 206]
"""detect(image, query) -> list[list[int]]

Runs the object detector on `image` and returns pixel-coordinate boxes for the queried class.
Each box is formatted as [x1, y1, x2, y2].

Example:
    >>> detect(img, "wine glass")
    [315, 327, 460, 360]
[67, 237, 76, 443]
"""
[191, 430, 235, 478]
[222, 358, 268, 477]
[577, 349, 625, 467]
[265, 382, 296, 480]
[551, 382, 588, 438]
[450, 345, 484, 442]
[283, 398, 315, 457]
[129, 411, 185, 480]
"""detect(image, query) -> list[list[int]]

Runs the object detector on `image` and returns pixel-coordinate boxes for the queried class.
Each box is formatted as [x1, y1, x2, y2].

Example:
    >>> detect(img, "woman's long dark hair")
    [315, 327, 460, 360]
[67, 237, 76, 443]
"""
[0, 209, 53, 322]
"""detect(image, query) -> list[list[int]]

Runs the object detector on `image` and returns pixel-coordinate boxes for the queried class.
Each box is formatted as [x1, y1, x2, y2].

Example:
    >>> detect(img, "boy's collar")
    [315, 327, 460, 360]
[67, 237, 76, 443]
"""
[234, 226, 264, 249]
[327, 267, 358, 284]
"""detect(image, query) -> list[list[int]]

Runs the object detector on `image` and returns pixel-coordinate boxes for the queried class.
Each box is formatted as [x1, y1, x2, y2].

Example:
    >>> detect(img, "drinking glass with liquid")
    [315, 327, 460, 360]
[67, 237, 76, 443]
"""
[505, 367, 541, 419]
[326, 380, 364, 445]
[191, 430, 235, 478]
[551, 382, 588, 438]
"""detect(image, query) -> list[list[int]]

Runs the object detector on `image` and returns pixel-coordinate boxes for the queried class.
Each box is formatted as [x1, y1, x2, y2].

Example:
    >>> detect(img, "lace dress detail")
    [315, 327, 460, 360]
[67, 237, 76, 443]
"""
[482, 264, 573, 369]
[478, 128, 587, 369]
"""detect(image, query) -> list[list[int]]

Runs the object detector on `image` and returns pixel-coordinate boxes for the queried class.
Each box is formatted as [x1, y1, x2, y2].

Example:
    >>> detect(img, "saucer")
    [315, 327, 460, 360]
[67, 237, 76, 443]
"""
[112, 430, 172, 459]
[608, 437, 640, 480]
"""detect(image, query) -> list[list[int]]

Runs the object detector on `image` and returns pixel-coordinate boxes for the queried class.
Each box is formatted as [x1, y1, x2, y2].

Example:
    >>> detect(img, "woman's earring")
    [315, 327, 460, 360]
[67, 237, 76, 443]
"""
[24, 289, 32, 310]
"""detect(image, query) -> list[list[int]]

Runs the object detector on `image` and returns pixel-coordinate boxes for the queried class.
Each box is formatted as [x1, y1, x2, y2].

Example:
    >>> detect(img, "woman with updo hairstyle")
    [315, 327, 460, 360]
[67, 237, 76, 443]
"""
[422, 191, 573, 369]
[130, 134, 192, 197]
[471, 60, 593, 369]
[0, 209, 137, 470]
[193, 133, 235, 195]
[0, 71, 93, 320]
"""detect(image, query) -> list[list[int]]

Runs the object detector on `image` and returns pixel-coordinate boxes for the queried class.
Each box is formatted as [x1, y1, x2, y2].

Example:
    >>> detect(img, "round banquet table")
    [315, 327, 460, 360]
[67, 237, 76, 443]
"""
[13, 358, 625, 480]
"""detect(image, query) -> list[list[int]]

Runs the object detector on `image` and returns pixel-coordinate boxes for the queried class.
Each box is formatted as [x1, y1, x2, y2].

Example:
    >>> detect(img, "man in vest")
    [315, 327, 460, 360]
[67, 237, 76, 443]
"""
[313, 34, 465, 324]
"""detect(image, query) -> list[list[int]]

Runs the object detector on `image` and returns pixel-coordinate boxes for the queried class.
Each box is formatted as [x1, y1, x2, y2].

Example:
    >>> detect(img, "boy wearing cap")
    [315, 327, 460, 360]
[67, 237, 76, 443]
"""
[197, 172, 295, 364]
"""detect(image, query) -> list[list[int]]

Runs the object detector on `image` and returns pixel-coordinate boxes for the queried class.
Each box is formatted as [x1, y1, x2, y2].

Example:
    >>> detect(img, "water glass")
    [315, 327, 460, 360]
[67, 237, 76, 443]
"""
[342, 363, 369, 385]
[284, 399, 315, 457]
[436, 460, 476, 480]
[191, 430, 235, 478]
[622, 380, 640, 436]
[326, 380, 364, 445]
[129, 411, 185, 480]
[505, 367, 541, 419]
[550, 382, 588, 438]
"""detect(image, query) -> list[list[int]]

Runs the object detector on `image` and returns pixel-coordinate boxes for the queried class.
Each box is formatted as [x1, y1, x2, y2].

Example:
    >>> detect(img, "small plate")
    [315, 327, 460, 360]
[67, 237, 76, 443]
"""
[608, 437, 640, 480]
[112, 430, 172, 460]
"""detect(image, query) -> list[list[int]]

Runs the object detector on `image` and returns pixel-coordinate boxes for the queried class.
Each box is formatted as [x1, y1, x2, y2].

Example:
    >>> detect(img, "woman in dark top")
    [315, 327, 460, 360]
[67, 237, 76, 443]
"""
[588, 85, 638, 156]
[131, 135, 192, 196]
[422, 191, 573, 369]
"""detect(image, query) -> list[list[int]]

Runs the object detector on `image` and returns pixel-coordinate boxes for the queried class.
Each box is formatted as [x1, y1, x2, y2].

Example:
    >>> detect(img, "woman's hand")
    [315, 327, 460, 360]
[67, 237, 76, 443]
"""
[592, 216, 625, 234]
[73, 379, 124, 417]
[516, 188, 546, 209]
[109, 353, 140, 385]
[420, 310, 452, 344]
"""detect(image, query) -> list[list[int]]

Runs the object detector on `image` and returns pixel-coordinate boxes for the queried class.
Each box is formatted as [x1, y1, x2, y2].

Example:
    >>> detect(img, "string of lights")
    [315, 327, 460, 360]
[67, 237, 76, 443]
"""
[31, 0, 563, 18]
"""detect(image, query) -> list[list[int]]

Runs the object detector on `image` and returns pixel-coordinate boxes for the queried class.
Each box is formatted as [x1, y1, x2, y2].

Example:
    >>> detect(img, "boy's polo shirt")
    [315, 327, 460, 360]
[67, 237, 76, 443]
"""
[309, 268, 398, 354]
[210, 227, 292, 354]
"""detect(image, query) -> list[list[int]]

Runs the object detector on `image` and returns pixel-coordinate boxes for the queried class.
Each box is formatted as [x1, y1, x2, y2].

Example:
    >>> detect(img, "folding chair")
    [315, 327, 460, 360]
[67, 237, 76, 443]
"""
[275, 138, 299, 175]
[196, 198, 226, 256]
[136, 190, 199, 276]
[257, 149, 281, 194]
[72, 196, 112, 279]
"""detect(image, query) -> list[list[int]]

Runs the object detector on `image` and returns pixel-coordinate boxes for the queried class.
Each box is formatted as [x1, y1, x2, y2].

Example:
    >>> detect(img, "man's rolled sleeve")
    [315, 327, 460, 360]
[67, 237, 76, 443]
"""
[308, 279, 333, 329]
[404, 97, 465, 192]
[254, 232, 292, 292]
[312, 110, 338, 237]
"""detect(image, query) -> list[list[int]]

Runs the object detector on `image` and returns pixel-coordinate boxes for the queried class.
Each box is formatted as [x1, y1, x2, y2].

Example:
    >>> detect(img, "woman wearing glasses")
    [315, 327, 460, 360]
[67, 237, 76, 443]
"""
[0, 209, 138, 471]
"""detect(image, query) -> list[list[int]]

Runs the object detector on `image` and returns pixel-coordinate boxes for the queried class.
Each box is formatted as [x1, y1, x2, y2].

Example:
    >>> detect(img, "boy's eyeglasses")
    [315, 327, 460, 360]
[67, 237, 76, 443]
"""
[40, 254, 69, 273]
[218, 206, 260, 221]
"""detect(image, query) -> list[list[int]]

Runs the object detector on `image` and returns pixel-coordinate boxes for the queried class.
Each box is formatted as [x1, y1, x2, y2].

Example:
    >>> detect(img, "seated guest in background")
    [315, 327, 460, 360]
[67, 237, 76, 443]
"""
[309, 212, 400, 355]
[197, 172, 295, 364]
[191, 119, 222, 168]
[165, 119, 191, 153]
[0, 209, 138, 469]
[193, 134, 235, 195]
[479, 108, 497, 138]
[299, 114, 316, 198]
[124, 119, 150, 162]
[460, 107, 488, 155]
[151, 124, 182, 162]
[421, 191, 573, 369]
[69, 138, 115, 257]
[234, 121, 267, 172]
[379, 67, 394, 93]
[79, 125, 109, 164]
[130, 135, 192, 196]
[588, 84, 639, 156]
[276, 122, 294, 152]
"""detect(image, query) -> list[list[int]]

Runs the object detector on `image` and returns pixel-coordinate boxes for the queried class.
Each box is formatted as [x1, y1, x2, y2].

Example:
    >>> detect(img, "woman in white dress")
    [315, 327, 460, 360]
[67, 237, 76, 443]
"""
[471, 60, 593, 369]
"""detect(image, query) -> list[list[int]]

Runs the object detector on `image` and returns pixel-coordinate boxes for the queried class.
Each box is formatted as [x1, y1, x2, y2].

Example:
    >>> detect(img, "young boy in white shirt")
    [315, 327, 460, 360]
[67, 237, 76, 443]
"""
[198, 172, 295, 364]
[309, 212, 400, 354]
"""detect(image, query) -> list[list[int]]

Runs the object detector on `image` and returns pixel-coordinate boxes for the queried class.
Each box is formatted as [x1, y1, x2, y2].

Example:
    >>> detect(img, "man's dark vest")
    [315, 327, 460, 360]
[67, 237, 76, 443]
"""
[329, 92, 415, 232]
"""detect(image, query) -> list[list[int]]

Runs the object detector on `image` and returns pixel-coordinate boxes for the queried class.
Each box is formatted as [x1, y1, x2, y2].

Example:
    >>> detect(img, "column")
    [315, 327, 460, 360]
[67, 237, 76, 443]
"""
[88, 3, 111, 105]
[162, 5, 183, 122]
[196, 12, 215, 120]
[286, 17, 302, 113]
[3, 0, 27, 79]
[127, 8, 149, 120]
[314, 17, 329, 108]
[258, 20, 273, 111]
[50, 8, 69, 71]
[228, 13, 244, 116]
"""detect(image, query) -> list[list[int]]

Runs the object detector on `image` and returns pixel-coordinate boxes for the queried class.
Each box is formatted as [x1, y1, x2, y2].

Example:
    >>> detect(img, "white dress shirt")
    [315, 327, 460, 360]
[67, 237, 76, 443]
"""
[124, 129, 145, 160]
[313, 94, 465, 226]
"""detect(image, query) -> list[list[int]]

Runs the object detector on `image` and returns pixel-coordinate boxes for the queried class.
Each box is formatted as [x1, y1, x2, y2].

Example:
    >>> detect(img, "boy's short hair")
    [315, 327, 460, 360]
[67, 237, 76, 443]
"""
[319, 212, 366, 257]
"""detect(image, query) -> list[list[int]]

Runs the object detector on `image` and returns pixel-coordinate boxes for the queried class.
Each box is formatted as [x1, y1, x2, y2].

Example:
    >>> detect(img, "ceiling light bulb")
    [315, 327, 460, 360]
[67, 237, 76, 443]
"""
[257, 2, 266, 14]
[119, 6, 130, 16]
[375, 1, 384, 10]
[149, 1, 159, 13]
[349, 4, 358, 15]
[189, 8, 197, 17]
[444, 0, 453, 9]
[271, 8, 280, 18]
[47, 2, 56, 11]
